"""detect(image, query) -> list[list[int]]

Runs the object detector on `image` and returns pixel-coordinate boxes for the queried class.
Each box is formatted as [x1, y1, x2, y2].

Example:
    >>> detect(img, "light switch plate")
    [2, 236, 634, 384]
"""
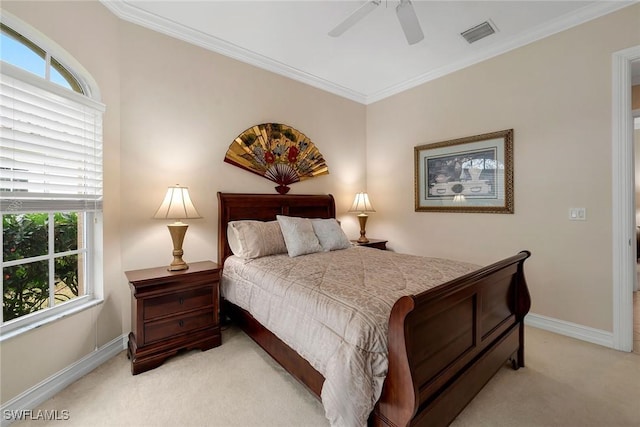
[569, 208, 586, 221]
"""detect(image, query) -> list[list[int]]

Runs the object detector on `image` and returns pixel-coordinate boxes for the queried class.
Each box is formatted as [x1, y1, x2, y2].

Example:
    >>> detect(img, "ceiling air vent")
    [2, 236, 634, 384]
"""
[461, 21, 496, 44]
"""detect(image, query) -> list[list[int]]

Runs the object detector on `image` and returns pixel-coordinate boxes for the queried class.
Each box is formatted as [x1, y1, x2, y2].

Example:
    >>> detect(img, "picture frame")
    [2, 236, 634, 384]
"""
[414, 129, 514, 213]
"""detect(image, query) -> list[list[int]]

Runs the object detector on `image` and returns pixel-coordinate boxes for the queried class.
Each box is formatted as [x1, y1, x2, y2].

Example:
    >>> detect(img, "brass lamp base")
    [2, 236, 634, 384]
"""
[356, 213, 369, 243]
[167, 222, 189, 271]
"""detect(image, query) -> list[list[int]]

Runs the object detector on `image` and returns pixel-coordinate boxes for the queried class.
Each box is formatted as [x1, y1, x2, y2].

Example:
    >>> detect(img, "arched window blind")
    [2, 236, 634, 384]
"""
[0, 63, 105, 213]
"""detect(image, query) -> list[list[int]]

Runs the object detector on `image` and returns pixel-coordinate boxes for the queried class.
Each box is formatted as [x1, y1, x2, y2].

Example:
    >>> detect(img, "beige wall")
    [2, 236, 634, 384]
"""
[0, 0, 366, 404]
[366, 5, 640, 332]
[117, 21, 366, 276]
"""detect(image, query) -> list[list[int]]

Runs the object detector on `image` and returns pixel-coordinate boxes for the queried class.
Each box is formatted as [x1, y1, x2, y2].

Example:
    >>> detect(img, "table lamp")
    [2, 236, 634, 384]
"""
[154, 185, 201, 271]
[349, 192, 375, 243]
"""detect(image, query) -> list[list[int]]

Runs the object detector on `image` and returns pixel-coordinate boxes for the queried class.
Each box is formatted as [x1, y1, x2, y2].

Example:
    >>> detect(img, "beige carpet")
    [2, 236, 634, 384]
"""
[13, 325, 640, 427]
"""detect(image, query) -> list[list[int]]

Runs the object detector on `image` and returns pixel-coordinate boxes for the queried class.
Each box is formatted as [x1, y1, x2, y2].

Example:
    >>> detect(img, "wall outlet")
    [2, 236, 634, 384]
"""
[569, 208, 586, 221]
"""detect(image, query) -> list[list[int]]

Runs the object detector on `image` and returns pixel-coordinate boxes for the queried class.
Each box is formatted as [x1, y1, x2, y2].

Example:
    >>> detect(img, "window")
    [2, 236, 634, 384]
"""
[0, 14, 104, 338]
[0, 23, 82, 93]
[3, 212, 87, 322]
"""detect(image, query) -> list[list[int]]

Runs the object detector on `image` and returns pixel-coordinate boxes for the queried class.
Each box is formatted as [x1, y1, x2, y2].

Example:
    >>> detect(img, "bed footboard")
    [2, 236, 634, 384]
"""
[373, 250, 531, 427]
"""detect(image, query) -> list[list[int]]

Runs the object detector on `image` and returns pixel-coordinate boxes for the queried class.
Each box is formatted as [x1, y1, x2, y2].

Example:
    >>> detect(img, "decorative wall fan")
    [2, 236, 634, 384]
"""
[329, 0, 424, 45]
[224, 123, 329, 194]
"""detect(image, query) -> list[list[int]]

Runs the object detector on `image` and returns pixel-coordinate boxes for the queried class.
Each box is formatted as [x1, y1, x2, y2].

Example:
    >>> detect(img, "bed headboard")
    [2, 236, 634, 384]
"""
[217, 192, 336, 265]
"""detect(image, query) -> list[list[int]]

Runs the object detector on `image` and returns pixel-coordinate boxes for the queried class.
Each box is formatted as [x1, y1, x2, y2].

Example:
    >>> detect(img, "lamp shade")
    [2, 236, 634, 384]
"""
[348, 192, 375, 213]
[153, 185, 202, 220]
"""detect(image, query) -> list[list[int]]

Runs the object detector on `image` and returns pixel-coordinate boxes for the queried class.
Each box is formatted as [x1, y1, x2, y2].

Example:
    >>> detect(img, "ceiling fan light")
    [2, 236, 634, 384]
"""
[396, 0, 424, 45]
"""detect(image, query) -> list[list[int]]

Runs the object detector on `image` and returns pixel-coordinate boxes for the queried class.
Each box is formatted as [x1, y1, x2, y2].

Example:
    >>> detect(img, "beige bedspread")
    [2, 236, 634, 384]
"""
[221, 246, 479, 427]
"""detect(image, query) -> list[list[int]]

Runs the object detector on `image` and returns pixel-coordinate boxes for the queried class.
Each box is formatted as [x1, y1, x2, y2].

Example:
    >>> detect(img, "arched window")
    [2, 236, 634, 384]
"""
[0, 13, 105, 337]
[1, 23, 82, 93]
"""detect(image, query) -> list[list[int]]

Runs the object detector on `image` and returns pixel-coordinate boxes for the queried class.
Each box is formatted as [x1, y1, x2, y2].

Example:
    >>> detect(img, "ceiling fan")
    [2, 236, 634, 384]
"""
[328, 0, 424, 45]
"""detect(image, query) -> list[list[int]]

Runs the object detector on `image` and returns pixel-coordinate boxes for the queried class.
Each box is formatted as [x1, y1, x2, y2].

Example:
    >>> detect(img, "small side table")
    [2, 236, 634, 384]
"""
[125, 261, 221, 375]
[351, 238, 388, 250]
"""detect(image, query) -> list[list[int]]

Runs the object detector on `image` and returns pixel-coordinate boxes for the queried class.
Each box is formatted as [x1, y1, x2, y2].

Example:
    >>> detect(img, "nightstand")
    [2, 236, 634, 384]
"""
[125, 261, 221, 375]
[351, 239, 388, 250]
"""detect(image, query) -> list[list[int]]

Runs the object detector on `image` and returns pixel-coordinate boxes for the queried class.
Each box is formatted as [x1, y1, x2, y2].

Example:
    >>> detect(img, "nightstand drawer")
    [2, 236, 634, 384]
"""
[144, 286, 213, 320]
[144, 309, 214, 344]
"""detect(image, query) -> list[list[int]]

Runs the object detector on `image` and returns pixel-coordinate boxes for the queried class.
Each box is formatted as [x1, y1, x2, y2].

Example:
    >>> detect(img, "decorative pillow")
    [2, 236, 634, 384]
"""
[311, 218, 351, 251]
[227, 220, 287, 260]
[276, 215, 323, 257]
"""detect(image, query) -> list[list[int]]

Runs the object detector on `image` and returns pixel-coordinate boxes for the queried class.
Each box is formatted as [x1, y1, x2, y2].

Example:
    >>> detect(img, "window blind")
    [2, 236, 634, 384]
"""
[0, 63, 105, 213]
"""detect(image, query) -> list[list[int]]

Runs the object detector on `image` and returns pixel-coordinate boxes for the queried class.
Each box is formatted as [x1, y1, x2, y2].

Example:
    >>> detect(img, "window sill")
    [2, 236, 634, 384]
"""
[0, 298, 104, 342]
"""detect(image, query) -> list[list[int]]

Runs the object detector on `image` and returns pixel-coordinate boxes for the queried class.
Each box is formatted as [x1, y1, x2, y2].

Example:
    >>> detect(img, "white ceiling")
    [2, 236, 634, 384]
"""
[102, 0, 635, 104]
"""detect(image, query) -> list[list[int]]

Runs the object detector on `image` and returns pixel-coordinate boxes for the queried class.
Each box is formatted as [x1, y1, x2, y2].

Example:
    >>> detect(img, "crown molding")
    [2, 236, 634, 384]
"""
[101, 1, 634, 106]
[366, 1, 636, 104]
[99, 0, 367, 104]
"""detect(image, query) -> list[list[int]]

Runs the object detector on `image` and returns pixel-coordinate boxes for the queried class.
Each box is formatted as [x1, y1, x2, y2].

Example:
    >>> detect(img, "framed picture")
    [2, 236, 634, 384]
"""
[414, 129, 513, 213]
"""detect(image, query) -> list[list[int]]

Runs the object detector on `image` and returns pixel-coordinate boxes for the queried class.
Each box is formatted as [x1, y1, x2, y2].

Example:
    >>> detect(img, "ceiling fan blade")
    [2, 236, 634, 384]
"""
[396, 0, 424, 45]
[328, 0, 381, 37]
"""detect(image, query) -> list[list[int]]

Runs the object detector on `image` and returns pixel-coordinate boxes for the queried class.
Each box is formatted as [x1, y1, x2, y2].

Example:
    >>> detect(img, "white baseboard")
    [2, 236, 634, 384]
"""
[525, 313, 614, 349]
[1, 334, 127, 426]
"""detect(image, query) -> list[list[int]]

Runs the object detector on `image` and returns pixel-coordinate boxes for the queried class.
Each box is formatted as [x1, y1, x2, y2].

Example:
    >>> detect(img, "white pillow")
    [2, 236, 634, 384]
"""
[276, 215, 323, 257]
[311, 218, 351, 251]
[227, 220, 287, 260]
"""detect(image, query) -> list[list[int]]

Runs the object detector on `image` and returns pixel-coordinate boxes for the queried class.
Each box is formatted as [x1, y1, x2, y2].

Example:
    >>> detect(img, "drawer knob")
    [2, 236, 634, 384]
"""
[179, 297, 184, 305]
[179, 320, 184, 327]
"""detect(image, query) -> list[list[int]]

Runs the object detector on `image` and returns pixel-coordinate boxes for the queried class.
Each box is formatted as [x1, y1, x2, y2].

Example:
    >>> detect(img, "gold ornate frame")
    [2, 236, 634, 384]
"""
[414, 129, 514, 213]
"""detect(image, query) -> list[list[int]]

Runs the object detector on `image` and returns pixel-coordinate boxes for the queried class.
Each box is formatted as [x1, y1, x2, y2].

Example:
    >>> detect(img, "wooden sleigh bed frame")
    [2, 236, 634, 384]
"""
[217, 192, 531, 427]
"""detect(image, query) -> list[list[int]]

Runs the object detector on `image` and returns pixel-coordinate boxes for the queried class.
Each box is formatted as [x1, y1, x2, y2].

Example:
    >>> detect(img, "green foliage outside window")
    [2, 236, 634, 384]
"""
[3, 213, 80, 322]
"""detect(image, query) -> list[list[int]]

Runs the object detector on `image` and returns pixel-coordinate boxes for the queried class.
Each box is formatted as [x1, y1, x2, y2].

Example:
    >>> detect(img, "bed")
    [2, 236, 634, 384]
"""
[217, 192, 531, 427]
